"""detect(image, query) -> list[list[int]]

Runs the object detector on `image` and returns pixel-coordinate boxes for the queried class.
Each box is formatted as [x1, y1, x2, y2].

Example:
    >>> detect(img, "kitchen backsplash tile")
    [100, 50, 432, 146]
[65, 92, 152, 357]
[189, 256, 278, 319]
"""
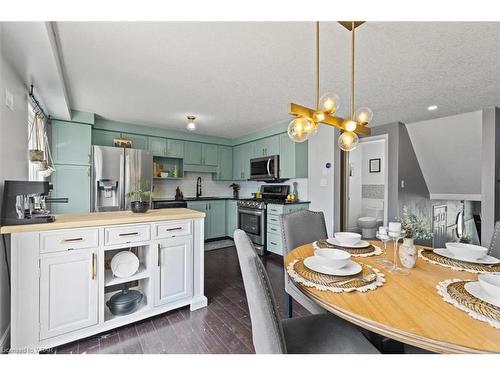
[153, 172, 309, 201]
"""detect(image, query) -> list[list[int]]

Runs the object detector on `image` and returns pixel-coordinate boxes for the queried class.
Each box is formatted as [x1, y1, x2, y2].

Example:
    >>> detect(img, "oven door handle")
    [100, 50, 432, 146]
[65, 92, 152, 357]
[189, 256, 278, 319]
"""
[238, 208, 264, 216]
[266, 158, 271, 176]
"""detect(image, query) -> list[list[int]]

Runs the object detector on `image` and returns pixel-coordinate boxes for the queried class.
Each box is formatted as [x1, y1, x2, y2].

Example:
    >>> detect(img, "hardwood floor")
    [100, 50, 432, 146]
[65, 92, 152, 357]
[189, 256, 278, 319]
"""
[53, 246, 309, 354]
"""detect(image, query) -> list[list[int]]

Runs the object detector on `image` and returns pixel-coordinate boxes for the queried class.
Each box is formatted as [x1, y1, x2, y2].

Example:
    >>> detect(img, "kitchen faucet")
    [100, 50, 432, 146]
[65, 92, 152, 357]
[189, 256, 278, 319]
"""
[196, 176, 202, 198]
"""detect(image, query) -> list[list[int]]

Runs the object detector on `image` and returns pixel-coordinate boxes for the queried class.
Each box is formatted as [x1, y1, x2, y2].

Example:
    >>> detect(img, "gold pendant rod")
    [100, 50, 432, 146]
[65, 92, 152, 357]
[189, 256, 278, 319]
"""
[316, 21, 320, 109]
[350, 21, 355, 120]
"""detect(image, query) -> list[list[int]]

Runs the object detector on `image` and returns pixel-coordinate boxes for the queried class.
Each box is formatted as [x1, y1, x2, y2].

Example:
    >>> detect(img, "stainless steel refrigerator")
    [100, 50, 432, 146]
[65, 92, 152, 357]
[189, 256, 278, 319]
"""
[91, 145, 153, 212]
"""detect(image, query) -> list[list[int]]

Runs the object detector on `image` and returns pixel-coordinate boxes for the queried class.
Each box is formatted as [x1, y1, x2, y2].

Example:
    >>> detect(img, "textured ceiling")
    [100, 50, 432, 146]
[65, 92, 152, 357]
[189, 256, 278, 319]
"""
[55, 22, 500, 138]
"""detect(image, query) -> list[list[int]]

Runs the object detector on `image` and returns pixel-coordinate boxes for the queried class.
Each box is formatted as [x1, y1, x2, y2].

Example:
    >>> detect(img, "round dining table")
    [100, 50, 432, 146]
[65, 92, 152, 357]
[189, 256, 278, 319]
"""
[285, 240, 500, 353]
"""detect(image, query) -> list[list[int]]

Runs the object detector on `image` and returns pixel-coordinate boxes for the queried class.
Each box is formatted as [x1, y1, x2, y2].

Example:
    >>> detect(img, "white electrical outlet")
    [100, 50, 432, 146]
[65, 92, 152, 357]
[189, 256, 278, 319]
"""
[401, 180, 405, 188]
[5, 88, 14, 111]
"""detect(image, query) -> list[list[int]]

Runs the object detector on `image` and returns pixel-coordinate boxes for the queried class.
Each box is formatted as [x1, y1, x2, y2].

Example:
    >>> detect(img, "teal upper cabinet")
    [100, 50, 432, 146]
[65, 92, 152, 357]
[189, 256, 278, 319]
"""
[184, 142, 218, 166]
[279, 133, 308, 178]
[232, 144, 243, 180]
[121, 132, 147, 150]
[52, 120, 92, 165]
[92, 129, 120, 147]
[215, 146, 233, 180]
[233, 142, 253, 180]
[166, 139, 184, 158]
[184, 142, 203, 164]
[202, 144, 218, 166]
[148, 136, 167, 156]
[253, 135, 280, 158]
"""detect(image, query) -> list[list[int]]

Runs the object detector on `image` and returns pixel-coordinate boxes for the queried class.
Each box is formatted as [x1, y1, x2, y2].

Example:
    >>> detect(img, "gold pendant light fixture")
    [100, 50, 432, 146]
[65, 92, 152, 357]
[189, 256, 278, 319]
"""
[288, 21, 373, 150]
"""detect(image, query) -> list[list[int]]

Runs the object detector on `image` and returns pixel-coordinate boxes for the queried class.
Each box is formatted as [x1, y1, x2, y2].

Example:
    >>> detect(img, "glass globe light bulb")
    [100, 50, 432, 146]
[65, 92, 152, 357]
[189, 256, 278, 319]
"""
[354, 107, 373, 125]
[312, 110, 326, 123]
[319, 93, 341, 114]
[288, 117, 312, 143]
[186, 121, 196, 131]
[344, 119, 358, 132]
[338, 131, 359, 152]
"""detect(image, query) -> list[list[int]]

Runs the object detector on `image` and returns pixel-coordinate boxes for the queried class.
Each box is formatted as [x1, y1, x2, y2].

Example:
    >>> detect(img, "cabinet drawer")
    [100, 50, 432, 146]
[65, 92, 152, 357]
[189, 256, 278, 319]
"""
[154, 220, 192, 239]
[267, 204, 284, 215]
[104, 225, 150, 246]
[40, 228, 99, 253]
[267, 214, 281, 226]
[267, 233, 283, 255]
[267, 223, 281, 236]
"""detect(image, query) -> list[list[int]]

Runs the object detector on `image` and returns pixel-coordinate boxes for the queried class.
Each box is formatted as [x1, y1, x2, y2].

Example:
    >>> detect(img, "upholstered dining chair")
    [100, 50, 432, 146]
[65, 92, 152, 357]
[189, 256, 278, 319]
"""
[488, 221, 500, 259]
[281, 210, 328, 317]
[233, 229, 379, 354]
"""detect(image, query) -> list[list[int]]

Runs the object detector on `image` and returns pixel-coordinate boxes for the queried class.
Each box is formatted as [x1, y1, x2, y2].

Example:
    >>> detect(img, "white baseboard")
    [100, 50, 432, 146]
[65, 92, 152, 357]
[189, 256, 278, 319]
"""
[0, 325, 10, 354]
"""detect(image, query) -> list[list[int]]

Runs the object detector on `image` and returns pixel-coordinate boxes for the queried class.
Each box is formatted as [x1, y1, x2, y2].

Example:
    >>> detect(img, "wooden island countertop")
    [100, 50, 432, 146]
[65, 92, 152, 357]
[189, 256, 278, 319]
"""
[0, 208, 205, 234]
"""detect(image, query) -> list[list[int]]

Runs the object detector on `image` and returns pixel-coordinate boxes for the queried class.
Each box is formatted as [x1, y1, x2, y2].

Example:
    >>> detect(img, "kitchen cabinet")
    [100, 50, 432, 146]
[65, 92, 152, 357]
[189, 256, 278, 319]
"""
[266, 203, 309, 255]
[184, 142, 218, 166]
[155, 236, 193, 307]
[226, 200, 238, 237]
[148, 137, 185, 158]
[121, 132, 147, 150]
[51, 164, 91, 214]
[39, 249, 98, 340]
[52, 120, 92, 165]
[187, 200, 226, 240]
[92, 129, 120, 147]
[278, 133, 308, 179]
[232, 142, 252, 180]
[253, 135, 280, 158]
[215, 146, 233, 180]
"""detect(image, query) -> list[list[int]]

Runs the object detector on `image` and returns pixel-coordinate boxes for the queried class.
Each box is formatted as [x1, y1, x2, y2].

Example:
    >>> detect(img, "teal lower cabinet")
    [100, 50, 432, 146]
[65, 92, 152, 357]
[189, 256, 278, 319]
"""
[187, 200, 226, 241]
[266, 203, 310, 255]
[51, 164, 91, 214]
[225, 200, 238, 237]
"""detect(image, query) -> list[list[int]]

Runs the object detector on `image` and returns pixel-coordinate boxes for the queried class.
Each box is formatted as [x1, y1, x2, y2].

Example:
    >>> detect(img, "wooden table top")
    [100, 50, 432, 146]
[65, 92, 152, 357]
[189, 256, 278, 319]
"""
[285, 241, 500, 353]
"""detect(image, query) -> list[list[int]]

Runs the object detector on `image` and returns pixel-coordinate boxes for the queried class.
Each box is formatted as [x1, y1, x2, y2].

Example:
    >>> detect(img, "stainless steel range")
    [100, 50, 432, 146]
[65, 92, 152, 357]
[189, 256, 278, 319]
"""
[237, 184, 290, 255]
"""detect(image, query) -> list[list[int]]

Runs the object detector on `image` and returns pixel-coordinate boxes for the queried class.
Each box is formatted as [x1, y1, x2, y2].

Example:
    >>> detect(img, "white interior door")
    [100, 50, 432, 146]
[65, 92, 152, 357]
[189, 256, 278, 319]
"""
[155, 236, 193, 307]
[40, 250, 98, 340]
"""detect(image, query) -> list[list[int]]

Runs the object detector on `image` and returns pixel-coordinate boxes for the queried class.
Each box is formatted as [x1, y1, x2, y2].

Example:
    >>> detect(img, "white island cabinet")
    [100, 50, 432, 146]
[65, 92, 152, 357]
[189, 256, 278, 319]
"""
[1, 208, 207, 352]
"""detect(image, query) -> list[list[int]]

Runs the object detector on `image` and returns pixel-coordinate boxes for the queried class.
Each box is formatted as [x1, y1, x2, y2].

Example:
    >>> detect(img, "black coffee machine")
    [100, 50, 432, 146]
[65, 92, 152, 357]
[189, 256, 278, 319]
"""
[1, 180, 68, 225]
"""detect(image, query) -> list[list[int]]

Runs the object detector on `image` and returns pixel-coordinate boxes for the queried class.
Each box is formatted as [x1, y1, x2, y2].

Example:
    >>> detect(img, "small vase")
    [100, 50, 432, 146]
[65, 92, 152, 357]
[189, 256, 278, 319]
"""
[130, 201, 149, 213]
[399, 238, 417, 268]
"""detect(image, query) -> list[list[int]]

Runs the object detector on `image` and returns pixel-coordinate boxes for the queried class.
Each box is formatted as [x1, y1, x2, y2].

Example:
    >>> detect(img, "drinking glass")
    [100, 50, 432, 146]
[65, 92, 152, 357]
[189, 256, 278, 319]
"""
[375, 228, 393, 267]
[387, 230, 410, 275]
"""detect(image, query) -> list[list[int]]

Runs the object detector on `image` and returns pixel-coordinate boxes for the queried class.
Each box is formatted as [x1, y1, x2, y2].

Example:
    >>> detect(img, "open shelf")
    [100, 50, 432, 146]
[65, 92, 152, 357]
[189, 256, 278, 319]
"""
[153, 177, 183, 180]
[153, 156, 184, 179]
[104, 264, 150, 287]
[104, 286, 149, 323]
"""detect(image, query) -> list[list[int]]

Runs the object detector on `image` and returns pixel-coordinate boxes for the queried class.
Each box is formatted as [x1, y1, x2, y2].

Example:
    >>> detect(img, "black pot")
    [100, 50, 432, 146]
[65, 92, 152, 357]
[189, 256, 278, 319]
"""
[106, 289, 143, 316]
[130, 201, 149, 213]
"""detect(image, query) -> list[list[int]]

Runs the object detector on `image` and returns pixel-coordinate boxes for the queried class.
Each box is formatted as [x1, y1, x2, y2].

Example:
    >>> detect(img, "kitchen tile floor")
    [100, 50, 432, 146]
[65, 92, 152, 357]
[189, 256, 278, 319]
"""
[52, 247, 309, 354]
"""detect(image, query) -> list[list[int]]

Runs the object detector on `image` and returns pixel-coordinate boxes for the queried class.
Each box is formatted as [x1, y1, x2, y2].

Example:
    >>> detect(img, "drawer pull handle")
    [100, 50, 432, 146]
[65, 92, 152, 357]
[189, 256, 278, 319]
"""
[61, 237, 83, 243]
[166, 227, 183, 232]
[158, 243, 161, 267]
[119, 232, 139, 237]
[271, 242, 278, 245]
[92, 253, 96, 280]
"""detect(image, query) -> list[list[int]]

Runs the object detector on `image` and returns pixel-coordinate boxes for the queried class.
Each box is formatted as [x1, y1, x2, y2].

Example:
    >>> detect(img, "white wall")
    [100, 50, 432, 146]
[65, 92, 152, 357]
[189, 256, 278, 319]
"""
[0, 24, 30, 350]
[361, 140, 385, 185]
[307, 125, 336, 236]
[348, 145, 362, 231]
[153, 172, 308, 201]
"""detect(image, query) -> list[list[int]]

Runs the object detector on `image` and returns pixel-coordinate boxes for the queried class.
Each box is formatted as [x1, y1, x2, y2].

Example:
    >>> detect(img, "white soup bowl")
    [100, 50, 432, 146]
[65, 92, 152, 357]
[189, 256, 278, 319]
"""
[334, 232, 362, 246]
[445, 242, 488, 261]
[314, 249, 351, 269]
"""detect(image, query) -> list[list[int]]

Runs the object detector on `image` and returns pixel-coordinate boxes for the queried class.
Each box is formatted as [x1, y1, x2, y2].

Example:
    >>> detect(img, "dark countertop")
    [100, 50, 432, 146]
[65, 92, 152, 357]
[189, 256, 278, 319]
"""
[153, 197, 310, 205]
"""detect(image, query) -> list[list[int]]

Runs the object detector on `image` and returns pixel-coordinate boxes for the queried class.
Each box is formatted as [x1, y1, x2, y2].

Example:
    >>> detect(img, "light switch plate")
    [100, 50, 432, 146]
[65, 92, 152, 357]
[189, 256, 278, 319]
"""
[5, 88, 14, 111]
[320, 178, 327, 187]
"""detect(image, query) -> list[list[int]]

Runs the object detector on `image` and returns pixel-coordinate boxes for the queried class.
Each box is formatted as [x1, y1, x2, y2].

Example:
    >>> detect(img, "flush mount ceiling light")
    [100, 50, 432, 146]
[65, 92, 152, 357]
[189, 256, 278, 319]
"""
[186, 115, 196, 131]
[427, 105, 438, 111]
[288, 21, 372, 151]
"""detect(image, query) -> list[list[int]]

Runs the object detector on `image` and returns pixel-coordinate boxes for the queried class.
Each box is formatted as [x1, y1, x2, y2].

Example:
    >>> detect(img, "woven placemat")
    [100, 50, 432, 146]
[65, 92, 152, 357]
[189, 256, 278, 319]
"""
[314, 239, 383, 257]
[419, 249, 500, 274]
[287, 258, 385, 293]
[437, 279, 500, 329]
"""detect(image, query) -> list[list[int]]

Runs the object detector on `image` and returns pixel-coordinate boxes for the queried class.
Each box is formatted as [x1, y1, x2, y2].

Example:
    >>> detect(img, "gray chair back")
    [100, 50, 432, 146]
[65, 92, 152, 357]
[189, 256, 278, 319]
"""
[488, 221, 500, 259]
[233, 229, 287, 354]
[281, 210, 328, 254]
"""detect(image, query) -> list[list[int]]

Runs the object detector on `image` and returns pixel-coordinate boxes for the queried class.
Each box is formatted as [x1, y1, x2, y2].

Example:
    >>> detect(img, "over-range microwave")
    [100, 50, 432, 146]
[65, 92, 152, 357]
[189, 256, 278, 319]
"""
[250, 155, 283, 182]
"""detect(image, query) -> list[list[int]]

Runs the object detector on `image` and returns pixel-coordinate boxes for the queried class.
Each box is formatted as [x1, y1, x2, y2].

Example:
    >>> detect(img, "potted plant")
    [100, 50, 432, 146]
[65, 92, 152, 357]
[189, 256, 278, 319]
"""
[398, 206, 432, 268]
[126, 179, 153, 213]
[229, 183, 240, 199]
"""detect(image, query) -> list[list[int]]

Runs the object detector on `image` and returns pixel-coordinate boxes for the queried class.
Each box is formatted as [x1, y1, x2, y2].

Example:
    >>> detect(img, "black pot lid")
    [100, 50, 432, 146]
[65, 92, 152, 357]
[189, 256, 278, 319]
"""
[108, 289, 143, 306]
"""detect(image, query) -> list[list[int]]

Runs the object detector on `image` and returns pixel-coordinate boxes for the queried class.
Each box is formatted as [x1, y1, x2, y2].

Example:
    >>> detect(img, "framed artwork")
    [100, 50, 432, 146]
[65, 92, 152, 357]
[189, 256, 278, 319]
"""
[369, 158, 381, 173]
[113, 137, 132, 148]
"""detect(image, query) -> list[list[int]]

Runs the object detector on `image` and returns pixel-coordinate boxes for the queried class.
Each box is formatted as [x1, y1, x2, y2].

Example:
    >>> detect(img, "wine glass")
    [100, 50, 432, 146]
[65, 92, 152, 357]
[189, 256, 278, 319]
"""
[388, 230, 409, 275]
[375, 227, 393, 267]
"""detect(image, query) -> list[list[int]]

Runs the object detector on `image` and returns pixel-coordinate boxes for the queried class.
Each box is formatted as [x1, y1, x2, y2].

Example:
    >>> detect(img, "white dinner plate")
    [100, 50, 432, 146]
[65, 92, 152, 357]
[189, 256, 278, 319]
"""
[111, 251, 140, 278]
[464, 281, 500, 308]
[326, 238, 370, 249]
[303, 256, 362, 276]
[433, 248, 500, 265]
